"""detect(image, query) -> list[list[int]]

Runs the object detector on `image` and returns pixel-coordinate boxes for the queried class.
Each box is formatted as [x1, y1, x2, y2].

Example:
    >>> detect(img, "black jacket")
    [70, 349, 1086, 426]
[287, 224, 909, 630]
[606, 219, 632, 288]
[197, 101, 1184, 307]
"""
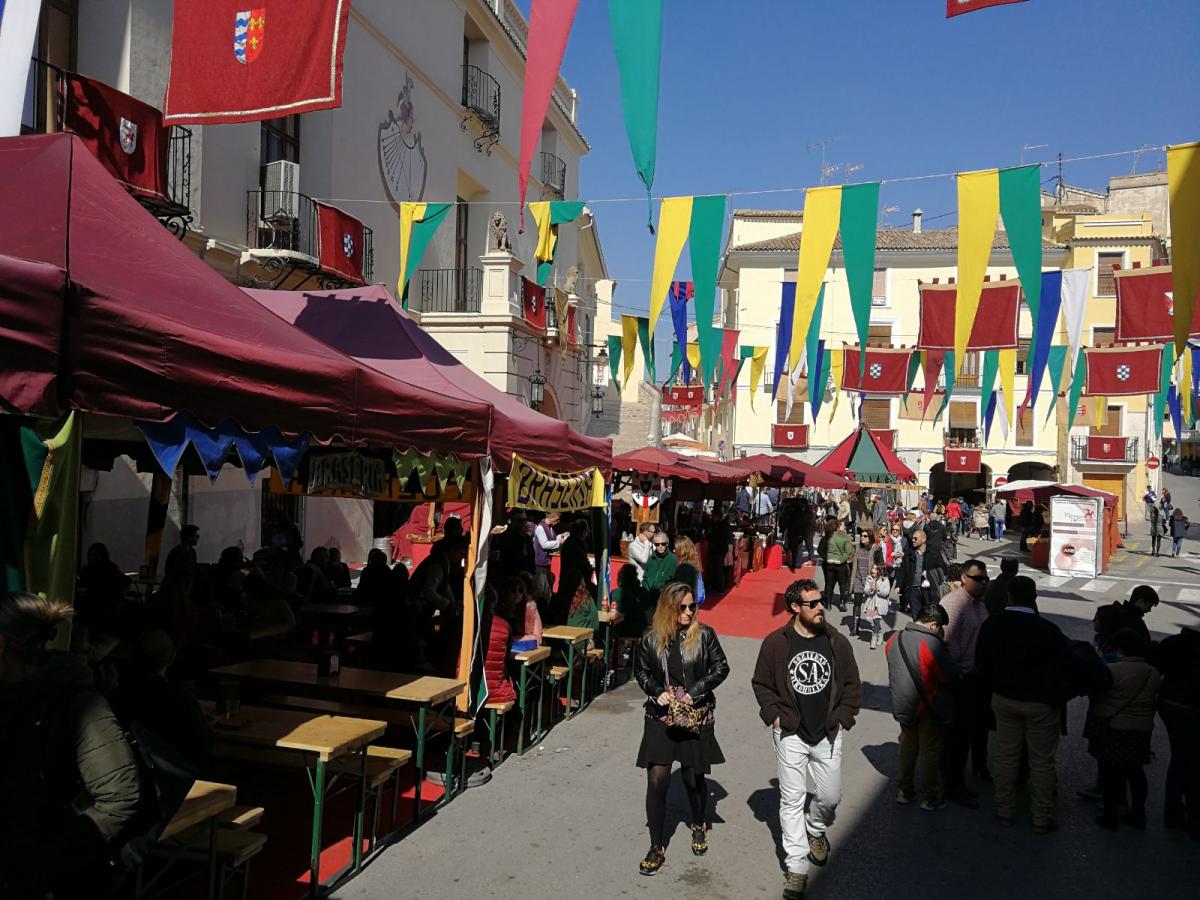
[635, 624, 730, 712]
[898, 546, 939, 593]
[975, 609, 1070, 705]
[751, 621, 862, 741]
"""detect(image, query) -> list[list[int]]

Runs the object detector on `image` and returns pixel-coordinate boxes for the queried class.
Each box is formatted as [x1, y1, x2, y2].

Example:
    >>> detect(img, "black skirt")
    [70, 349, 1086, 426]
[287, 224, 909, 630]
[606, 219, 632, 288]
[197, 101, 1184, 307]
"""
[636, 715, 725, 773]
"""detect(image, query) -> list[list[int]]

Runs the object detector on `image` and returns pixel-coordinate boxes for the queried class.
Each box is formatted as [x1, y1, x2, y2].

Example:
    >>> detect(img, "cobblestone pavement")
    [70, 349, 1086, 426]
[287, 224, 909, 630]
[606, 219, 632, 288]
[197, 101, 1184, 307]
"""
[337, 475, 1198, 900]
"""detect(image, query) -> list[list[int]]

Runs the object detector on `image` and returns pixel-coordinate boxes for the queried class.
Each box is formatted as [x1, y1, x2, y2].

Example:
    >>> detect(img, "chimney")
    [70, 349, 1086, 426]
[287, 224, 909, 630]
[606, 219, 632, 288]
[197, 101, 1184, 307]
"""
[912, 208, 923, 234]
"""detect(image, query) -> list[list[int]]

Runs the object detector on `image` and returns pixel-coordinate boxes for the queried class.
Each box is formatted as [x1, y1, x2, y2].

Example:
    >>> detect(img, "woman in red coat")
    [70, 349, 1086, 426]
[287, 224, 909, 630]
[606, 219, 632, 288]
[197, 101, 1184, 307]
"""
[481, 581, 522, 705]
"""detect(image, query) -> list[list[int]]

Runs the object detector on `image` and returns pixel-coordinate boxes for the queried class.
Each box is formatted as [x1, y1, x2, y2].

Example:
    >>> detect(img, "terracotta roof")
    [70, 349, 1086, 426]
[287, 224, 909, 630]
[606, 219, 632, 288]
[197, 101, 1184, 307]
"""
[731, 226, 1064, 253]
[732, 209, 804, 219]
[1054, 204, 1099, 213]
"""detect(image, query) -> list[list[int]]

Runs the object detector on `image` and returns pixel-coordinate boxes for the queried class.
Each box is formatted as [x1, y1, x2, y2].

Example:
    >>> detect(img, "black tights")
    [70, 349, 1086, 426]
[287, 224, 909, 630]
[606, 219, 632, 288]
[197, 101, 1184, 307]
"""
[645, 764, 707, 848]
[1100, 760, 1148, 817]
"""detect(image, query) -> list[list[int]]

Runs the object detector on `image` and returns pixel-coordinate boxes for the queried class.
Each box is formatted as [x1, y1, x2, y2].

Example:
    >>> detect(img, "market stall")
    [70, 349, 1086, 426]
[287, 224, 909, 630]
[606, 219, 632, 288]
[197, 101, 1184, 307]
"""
[815, 426, 919, 506]
[994, 480, 1120, 572]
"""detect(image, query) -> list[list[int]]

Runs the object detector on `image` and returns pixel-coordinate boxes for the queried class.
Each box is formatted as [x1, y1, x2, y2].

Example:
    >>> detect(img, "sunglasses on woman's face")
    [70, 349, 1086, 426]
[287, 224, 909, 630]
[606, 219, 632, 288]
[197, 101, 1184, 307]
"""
[678, 602, 697, 612]
[653, 542, 669, 548]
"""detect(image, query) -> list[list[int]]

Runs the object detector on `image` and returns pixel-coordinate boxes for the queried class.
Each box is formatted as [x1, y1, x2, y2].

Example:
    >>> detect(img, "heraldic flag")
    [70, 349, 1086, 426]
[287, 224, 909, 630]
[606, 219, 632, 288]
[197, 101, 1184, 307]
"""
[163, 0, 352, 125]
[840, 347, 912, 395]
[1083, 345, 1163, 397]
[1115, 264, 1200, 343]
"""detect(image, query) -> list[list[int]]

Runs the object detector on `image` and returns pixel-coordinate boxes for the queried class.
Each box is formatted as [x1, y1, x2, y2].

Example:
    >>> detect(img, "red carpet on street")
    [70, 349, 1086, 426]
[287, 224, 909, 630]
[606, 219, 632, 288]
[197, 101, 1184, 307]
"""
[698, 564, 815, 639]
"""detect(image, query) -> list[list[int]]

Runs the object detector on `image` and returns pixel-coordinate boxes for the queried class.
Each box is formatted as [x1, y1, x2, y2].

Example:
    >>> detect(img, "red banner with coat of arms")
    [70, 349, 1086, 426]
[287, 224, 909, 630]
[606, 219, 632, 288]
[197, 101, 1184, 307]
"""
[943, 447, 982, 473]
[1114, 264, 1200, 342]
[522, 279, 547, 330]
[315, 202, 366, 284]
[772, 424, 809, 450]
[163, 0, 352, 125]
[1085, 436, 1128, 462]
[663, 386, 704, 407]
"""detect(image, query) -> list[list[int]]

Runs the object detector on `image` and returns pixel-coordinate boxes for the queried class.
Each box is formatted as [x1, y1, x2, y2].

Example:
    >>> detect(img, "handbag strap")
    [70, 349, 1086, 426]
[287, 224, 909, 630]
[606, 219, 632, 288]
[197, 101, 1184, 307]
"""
[896, 631, 930, 708]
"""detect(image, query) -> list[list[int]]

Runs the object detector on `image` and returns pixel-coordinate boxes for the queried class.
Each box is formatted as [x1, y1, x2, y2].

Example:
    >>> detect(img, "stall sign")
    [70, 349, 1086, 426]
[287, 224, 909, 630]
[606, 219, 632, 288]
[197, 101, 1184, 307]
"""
[508, 453, 605, 512]
[308, 452, 387, 498]
[1049, 495, 1103, 579]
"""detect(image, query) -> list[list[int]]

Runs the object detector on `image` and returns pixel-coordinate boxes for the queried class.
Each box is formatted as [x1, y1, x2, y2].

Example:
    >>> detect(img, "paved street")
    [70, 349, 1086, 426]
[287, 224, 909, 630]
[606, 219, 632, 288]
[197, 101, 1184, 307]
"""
[338, 475, 1199, 900]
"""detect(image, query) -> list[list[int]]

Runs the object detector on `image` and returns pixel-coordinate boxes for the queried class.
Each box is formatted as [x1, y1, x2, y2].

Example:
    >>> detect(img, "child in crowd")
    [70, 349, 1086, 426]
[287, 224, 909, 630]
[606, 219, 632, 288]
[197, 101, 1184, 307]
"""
[863, 563, 892, 649]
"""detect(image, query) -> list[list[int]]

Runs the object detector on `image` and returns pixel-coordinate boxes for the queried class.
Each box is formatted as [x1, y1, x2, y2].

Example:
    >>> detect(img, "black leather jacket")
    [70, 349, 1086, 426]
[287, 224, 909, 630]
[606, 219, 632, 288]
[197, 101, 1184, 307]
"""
[635, 624, 730, 714]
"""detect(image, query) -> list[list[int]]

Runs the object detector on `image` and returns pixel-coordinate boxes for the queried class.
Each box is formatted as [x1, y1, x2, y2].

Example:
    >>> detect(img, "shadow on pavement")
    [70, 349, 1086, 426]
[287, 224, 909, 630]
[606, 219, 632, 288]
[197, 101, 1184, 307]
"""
[746, 778, 786, 871]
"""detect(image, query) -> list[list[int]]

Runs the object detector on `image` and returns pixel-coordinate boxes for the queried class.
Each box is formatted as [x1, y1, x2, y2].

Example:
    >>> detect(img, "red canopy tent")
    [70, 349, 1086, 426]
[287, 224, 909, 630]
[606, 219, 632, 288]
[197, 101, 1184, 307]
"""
[611, 447, 745, 484]
[816, 426, 917, 485]
[728, 452, 858, 491]
[0, 134, 490, 455]
[994, 480, 1117, 509]
[247, 285, 611, 473]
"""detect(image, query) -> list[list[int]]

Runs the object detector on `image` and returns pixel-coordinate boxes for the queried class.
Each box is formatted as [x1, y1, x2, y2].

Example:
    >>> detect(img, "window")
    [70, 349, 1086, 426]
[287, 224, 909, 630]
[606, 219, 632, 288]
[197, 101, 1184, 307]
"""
[867, 323, 893, 346]
[1096, 251, 1124, 297]
[1016, 407, 1035, 447]
[260, 115, 300, 168]
[958, 351, 981, 387]
[776, 397, 806, 425]
[1091, 404, 1121, 438]
[1015, 338, 1032, 375]
[871, 268, 888, 306]
[23, 0, 77, 133]
[948, 401, 977, 432]
[1092, 327, 1116, 348]
[860, 398, 891, 431]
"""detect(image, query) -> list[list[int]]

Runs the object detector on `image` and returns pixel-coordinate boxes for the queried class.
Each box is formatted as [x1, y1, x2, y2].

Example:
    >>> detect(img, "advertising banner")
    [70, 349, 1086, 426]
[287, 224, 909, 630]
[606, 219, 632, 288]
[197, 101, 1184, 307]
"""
[1049, 495, 1104, 578]
[508, 453, 605, 511]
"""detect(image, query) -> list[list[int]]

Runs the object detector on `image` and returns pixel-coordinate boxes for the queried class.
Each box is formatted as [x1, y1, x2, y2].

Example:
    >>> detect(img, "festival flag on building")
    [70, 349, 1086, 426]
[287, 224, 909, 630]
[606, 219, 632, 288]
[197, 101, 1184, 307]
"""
[1154, 343, 1175, 438]
[933, 352, 957, 423]
[1043, 345, 1069, 426]
[1168, 142, 1200, 355]
[315, 202, 367, 284]
[748, 346, 769, 410]
[841, 346, 912, 395]
[522, 279, 548, 330]
[1024, 269, 1087, 411]
[163, 0, 352, 124]
[946, 0, 1029, 16]
[714, 330, 740, 400]
[517, 0, 580, 228]
[1084, 345, 1163, 397]
[772, 283, 796, 401]
[637, 316, 656, 384]
[398, 202, 452, 308]
[607, 0, 662, 229]
[980, 349, 999, 435]
[922, 350, 946, 418]
[918, 279, 1021, 350]
[607, 334, 623, 394]
[1115, 263, 1200, 342]
[998, 347, 1016, 430]
[669, 280, 693, 384]
[0, 0, 40, 136]
[621, 315, 638, 388]
[828, 348, 846, 420]
[529, 201, 586, 285]
[999, 165, 1044, 324]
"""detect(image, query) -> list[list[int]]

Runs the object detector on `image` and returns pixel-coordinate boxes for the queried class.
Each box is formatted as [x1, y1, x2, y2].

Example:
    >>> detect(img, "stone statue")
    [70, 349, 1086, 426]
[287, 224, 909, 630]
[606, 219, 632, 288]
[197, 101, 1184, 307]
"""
[488, 211, 511, 253]
[563, 265, 580, 295]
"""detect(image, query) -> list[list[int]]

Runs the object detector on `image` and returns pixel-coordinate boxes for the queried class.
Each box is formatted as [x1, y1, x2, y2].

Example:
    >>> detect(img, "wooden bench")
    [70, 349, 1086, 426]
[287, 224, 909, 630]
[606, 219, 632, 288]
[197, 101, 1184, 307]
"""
[181, 827, 268, 898]
[217, 805, 264, 832]
[481, 699, 516, 768]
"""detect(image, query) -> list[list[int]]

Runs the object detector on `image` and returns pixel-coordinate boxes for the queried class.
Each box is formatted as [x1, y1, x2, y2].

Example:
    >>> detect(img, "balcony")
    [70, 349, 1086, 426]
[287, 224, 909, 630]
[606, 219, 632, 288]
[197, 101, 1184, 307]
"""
[30, 59, 193, 238]
[461, 64, 501, 154]
[945, 428, 982, 449]
[245, 190, 373, 289]
[420, 268, 483, 313]
[1071, 435, 1139, 465]
[540, 151, 566, 198]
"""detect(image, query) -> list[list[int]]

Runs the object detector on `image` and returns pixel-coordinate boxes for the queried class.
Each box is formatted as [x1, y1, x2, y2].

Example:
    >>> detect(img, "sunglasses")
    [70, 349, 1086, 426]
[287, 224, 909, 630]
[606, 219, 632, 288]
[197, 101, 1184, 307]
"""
[795, 599, 825, 609]
[964, 572, 989, 583]
[678, 602, 697, 612]
[653, 542, 669, 548]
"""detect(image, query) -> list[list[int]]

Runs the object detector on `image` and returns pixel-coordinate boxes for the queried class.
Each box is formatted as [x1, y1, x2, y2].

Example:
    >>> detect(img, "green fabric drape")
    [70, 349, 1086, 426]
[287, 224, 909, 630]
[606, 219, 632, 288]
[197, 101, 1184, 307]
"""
[1066, 354, 1087, 432]
[933, 351, 956, 423]
[1044, 346, 1069, 426]
[840, 182, 881, 374]
[806, 284, 826, 386]
[811, 345, 832, 420]
[998, 166, 1044, 327]
[401, 202, 452, 309]
[1155, 343, 1175, 438]
[906, 352, 923, 393]
[689, 194, 726, 387]
[535, 200, 587, 285]
[636, 316, 656, 384]
[608, 334, 624, 394]
[666, 342, 683, 386]
[608, 0, 663, 229]
[979, 350, 999, 429]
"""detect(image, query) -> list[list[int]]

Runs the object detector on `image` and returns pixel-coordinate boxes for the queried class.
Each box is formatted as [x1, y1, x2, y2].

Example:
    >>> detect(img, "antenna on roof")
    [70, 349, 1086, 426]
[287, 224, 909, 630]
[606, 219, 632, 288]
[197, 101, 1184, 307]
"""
[879, 205, 900, 225]
[1020, 143, 1048, 165]
[807, 137, 843, 186]
[1129, 144, 1152, 175]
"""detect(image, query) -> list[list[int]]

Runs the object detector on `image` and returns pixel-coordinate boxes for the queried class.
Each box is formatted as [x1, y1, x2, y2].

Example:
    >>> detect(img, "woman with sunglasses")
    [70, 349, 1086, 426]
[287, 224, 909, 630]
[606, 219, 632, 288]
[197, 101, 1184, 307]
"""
[634, 581, 730, 875]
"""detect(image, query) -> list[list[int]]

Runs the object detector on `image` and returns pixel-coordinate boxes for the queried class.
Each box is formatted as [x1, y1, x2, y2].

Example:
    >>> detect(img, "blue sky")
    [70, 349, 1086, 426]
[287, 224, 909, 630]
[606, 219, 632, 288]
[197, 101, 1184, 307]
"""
[536, 0, 1199, 331]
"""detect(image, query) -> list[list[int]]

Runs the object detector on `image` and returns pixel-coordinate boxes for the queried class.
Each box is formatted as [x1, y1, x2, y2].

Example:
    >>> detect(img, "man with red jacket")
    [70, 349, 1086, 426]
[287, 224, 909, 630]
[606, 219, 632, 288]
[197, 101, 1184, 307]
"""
[752, 579, 862, 900]
[886, 603, 958, 809]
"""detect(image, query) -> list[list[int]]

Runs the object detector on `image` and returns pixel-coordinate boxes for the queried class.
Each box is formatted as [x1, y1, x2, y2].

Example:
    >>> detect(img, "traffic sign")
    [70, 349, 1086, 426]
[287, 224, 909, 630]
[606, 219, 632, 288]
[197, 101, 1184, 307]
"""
[994, 475, 1008, 487]
[1147, 456, 1160, 470]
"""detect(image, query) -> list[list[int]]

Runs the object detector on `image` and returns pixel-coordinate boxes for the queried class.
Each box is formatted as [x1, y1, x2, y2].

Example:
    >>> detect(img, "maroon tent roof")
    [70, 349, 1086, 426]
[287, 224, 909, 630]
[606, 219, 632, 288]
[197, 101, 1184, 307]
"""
[727, 452, 858, 491]
[0, 134, 491, 456]
[612, 447, 746, 484]
[996, 481, 1117, 510]
[247, 285, 611, 472]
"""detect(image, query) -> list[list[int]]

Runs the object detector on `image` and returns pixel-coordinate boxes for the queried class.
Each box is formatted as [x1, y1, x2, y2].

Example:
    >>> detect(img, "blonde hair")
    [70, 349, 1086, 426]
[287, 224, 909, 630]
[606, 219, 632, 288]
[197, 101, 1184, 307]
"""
[674, 536, 700, 569]
[650, 582, 702, 659]
[0, 592, 73, 657]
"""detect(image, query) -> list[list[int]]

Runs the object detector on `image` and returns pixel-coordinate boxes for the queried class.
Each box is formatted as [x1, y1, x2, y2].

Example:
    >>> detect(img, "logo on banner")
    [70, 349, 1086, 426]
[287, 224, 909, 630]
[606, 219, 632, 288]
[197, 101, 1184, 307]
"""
[958, 455, 968, 466]
[869, 362, 883, 379]
[343, 233, 355, 257]
[787, 430, 797, 441]
[1102, 442, 1111, 454]
[118, 117, 138, 154]
[1165, 291, 1175, 317]
[234, 9, 266, 65]
[1116, 364, 1131, 382]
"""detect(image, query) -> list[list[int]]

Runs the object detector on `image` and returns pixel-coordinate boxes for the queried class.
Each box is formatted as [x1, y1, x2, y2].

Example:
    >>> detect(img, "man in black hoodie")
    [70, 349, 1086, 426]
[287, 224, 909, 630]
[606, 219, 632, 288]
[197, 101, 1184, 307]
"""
[1154, 625, 1200, 836]
[975, 576, 1069, 833]
[752, 579, 862, 900]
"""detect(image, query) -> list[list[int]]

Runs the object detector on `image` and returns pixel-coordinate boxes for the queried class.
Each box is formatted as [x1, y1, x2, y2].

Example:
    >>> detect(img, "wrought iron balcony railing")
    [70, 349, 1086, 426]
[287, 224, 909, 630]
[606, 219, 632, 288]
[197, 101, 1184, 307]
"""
[1071, 435, 1139, 464]
[420, 268, 483, 313]
[540, 151, 566, 198]
[246, 190, 373, 286]
[945, 428, 982, 449]
[461, 64, 501, 153]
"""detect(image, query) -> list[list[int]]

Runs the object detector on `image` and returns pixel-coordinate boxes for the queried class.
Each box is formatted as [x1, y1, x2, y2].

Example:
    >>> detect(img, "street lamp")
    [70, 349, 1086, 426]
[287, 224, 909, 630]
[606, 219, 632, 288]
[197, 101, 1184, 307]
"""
[528, 367, 546, 409]
[591, 386, 605, 416]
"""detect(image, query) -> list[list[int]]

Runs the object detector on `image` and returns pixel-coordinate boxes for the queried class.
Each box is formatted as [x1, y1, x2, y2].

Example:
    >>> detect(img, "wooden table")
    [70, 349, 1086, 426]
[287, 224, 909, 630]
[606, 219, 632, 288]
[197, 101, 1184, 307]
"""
[202, 701, 385, 896]
[210, 660, 464, 823]
[144, 780, 236, 900]
[510, 645, 551, 754]
[597, 609, 625, 693]
[541, 626, 593, 720]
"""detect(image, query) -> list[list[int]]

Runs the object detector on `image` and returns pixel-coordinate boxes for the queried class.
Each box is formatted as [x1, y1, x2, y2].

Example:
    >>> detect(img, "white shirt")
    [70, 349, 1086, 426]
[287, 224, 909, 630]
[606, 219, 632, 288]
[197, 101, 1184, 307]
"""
[628, 535, 653, 581]
[534, 522, 561, 553]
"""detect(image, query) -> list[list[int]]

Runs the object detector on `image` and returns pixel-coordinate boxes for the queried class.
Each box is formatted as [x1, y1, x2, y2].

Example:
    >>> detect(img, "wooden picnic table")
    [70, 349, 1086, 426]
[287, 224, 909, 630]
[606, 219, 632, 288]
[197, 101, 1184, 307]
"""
[509, 645, 551, 754]
[202, 701, 385, 896]
[541, 626, 593, 719]
[149, 779, 236, 900]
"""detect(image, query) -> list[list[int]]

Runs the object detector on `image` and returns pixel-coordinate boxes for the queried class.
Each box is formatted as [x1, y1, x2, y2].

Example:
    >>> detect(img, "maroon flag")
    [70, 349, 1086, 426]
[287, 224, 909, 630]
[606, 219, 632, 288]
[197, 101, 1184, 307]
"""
[943, 447, 982, 473]
[1115, 264, 1200, 342]
[1083, 346, 1163, 396]
[163, 0, 351, 125]
[61, 73, 170, 203]
[947, 0, 1028, 16]
[522, 279, 547, 330]
[842, 346, 912, 395]
[918, 280, 1021, 350]
[922, 350, 946, 419]
[871, 429, 897, 450]
[663, 386, 703, 407]
[315, 202, 365, 284]
[566, 305, 577, 346]
[772, 424, 809, 450]
[1085, 436, 1128, 462]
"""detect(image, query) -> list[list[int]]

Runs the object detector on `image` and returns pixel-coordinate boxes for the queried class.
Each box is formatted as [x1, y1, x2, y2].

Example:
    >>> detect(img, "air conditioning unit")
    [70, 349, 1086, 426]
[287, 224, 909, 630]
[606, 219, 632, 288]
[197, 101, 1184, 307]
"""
[261, 160, 301, 219]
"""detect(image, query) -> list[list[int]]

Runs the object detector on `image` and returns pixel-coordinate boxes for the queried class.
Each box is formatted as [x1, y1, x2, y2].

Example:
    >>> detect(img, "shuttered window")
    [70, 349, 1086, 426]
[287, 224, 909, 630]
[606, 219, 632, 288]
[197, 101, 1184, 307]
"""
[776, 396, 807, 425]
[867, 324, 892, 347]
[1016, 407, 1035, 446]
[1015, 338, 1033, 375]
[872, 269, 887, 304]
[1093, 327, 1116, 348]
[949, 401, 976, 430]
[958, 351, 981, 387]
[1096, 252, 1123, 297]
[1091, 404, 1121, 437]
[860, 398, 891, 430]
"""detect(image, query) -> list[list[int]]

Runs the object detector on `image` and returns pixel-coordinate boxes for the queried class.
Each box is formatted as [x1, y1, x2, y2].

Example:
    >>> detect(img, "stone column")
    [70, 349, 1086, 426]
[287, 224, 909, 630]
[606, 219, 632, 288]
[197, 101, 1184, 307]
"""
[479, 250, 524, 317]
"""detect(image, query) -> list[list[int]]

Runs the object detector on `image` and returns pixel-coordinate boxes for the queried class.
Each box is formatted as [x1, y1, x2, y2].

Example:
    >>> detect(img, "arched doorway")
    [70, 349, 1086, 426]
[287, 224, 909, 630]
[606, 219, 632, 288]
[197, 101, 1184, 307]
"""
[538, 386, 561, 420]
[1007, 461, 1055, 483]
[929, 462, 991, 506]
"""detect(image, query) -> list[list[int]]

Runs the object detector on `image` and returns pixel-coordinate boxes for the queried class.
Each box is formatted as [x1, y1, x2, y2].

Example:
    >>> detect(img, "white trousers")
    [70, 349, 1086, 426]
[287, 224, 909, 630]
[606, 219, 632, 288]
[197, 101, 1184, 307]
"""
[773, 728, 844, 875]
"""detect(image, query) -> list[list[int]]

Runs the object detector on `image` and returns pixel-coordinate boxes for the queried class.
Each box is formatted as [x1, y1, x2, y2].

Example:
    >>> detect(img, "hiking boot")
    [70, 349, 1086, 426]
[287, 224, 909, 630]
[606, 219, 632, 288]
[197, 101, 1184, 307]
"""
[690, 823, 708, 856]
[638, 846, 665, 876]
[920, 798, 947, 812]
[782, 871, 808, 900]
[895, 788, 916, 805]
[806, 832, 830, 867]
[946, 786, 979, 809]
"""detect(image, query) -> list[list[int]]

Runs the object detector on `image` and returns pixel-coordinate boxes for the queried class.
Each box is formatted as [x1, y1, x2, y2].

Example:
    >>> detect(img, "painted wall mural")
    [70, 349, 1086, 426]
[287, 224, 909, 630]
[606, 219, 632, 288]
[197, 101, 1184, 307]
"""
[378, 74, 427, 208]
